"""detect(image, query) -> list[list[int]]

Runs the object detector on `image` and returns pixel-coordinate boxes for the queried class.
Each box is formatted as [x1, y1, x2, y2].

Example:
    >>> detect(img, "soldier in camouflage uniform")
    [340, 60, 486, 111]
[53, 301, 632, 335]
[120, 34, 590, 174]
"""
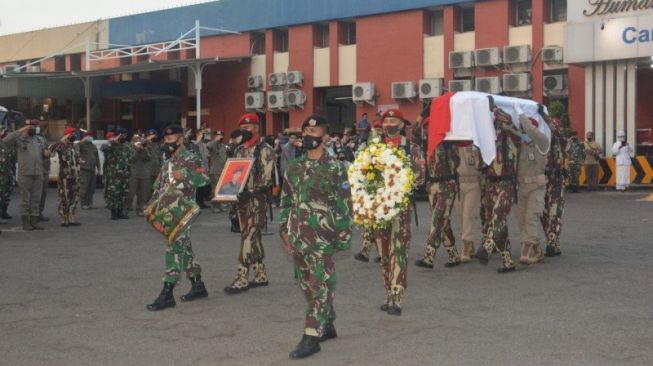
[375, 109, 425, 315]
[540, 106, 567, 257]
[101, 129, 132, 220]
[49, 128, 81, 226]
[280, 115, 352, 359]
[126, 135, 151, 216]
[146, 125, 211, 311]
[0, 126, 12, 226]
[145, 129, 163, 203]
[477, 97, 521, 273]
[415, 136, 461, 269]
[566, 134, 585, 193]
[224, 113, 275, 294]
[2, 140, 17, 222]
[78, 131, 100, 209]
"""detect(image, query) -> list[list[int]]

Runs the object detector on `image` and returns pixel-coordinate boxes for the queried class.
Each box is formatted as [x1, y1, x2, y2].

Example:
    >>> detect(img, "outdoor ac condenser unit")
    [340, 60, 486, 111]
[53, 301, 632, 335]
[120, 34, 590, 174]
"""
[268, 72, 287, 87]
[418, 79, 443, 99]
[352, 82, 375, 103]
[475, 77, 502, 94]
[391, 81, 417, 99]
[245, 91, 265, 110]
[286, 71, 304, 85]
[248, 75, 264, 89]
[286, 90, 306, 107]
[503, 45, 532, 64]
[542, 47, 564, 63]
[543, 74, 567, 92]
[448, 79, 473, 92]
[475, 48, 502, 67]
[449, 51, 474, 69]
[267, 90, 287, 109]
[503, 73, 531, 92]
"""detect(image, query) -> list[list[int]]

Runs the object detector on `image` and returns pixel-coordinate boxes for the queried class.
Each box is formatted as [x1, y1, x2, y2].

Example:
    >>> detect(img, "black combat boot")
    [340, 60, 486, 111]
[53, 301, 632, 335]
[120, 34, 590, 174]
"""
[477, 247, 490, 265]
[111, 210, 119, 220]
[21, 216, 34, 231]
[37, 214, 49, 222]
[319, 322, 337, 342]
[118, 210, 129, 219]
[387, 303, 402, 316]
[289, 334, 321, 359]
[545, 244, 557, 257]
[354, 252, 369, 262]
[30, 216, 44, 230]
[1, 205, 12, 220]
[146, 282, 176, 311]
[414, 259, 434, 269]
[230, 218, 241, 233]
[180, 276, 208, 302]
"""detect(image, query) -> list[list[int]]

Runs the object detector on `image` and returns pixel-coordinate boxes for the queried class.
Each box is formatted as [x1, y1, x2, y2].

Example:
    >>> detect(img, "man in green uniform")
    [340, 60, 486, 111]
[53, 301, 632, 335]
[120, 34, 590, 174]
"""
[206, 130, 227, 212]
[146, 125, 211, 311]
[126, 135, 151, 216]
[224, 113, 275, 294]
[0, 125, 12, 227]
[101, 129, 132, 220]
[477, 97, 521, 273]
[145, 129, 162, 203]
[566, 134, 585, 193]
[280, 115, 352, 359]
[49, 127, 82, 227]
[78, 131, 100, 209]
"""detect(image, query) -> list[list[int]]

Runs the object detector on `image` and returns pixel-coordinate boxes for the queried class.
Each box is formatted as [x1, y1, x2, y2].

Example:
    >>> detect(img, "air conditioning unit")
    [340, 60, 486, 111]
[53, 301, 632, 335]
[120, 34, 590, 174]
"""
[1, 64, 20, 74]
[391, 81, 417, 99]
[543, 75, 567, 92]
[286, 90, 306, 108]
[475, 77, 502, 94]
[542, 47, 564, 63]
[245, 91, 265, 110]
[449, 51, 474, 69]
[286, 71, 304, 85]
[418, 79, 443, 99]
[26, 66, 41, 73]
[248, 75, 264, 89]
[448, 80, 473, 92]
[503, 73, 531, 92]
[268, 72, 287, 87]
[352, 82, 375, 104]
[503, 45, 531, 64]
[267, 90, 287, 109]
[474, 48, 502, 67]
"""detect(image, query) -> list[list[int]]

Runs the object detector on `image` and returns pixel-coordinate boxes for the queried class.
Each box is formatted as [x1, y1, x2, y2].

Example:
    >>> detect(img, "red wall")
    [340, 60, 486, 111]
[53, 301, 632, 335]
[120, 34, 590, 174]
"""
[201, 33, 252, 59]
[567, 65, 585, 136]
[443, 6, 458, 84]
[356, 10, 425, 121]
[475, 0, 510, 49]
[198, 60, 251, 134]
[288, 25, 315, 127]
[531, 0, 545, 102]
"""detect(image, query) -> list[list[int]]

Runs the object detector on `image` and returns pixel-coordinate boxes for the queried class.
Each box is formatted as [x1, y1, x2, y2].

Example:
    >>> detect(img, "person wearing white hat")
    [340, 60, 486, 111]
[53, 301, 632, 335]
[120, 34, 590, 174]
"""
[612, 131, 634, 192]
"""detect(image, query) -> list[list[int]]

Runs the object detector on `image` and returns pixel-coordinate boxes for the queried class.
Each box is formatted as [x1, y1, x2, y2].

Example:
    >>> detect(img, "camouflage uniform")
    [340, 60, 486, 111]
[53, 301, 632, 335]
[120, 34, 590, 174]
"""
[566, 139, 586, 192]
[375, 136, 425, 307]
[226, 140, 275, 292]
[77, 140, 100, 207]
[279, 153, 352, 338]
[49, 142, 81, 224]
[357, 228, 378, 260]
[480, 109, 521, 272]
[0, 139, 12, 220]
[126, 144, 151, 213]
[149, 145, 209, 284]
[417, 142, 461, 268]
[541, 117, 567, 256]
[38, 135, 50, 218]
[145, 141, 163, 203]
[101, 142, 132, 213]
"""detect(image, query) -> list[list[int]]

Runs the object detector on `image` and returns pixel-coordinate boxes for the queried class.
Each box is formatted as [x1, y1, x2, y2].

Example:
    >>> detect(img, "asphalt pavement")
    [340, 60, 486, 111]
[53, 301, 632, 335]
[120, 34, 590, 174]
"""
[0, 188, 651, 366]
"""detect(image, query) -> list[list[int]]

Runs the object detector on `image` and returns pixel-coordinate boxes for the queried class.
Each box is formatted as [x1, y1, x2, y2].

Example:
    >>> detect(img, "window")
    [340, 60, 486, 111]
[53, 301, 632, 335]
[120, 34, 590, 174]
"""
[344, 22, 356, 45]
[426, 10, 444, 36]
[54, 56, 66, 72]
[315, 24, 329, 48]
[550, 0, 567, 22]
[459, 6, 475, 33]
[251, 32, 265, 55]
[275, 29, 288, 53]
[515, 0, 532, 26]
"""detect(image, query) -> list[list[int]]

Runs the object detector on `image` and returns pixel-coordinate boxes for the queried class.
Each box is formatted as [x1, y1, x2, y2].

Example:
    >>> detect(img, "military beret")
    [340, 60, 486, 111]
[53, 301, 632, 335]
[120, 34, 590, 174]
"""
[380, 108, 411, 126]
[163, 125, 184, 136]
[301, 115, 329, 130]
[239, 113, 259, 126]
[146, 129, 158, 136]
[63, 127, 76, 136]
[105, 131, 116, 139]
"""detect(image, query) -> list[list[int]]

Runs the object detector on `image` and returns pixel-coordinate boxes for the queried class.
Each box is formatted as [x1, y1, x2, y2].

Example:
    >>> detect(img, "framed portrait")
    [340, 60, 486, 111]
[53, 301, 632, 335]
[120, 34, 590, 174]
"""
[212, 158, 254, 202]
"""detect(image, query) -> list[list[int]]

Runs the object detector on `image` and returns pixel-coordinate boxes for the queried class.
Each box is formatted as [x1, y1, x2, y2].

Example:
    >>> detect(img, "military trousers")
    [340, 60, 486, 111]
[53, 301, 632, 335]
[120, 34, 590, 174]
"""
[584, 164, 599, 190]
[482, 181, 515, 267]
[358, 227, 377, 258]
[568, 164, 581, 189]
[126, 176, 149, 212]
[17, 174, 43, 216]
[78, 170, 96, 206]
[39, 173, 48, 215]
[57, 176, 80, 224]
[376, 208, 411, 305]
[516, 178, 546, 244]
[541, 175, 565, 248]
[163, 229, 202, 284]
[236, 192, 267, 267]
[455, 178, 481, 244]
[422, 181, 457, 265]
[293, 251, 336, 337]
[0, 171, 12, 211]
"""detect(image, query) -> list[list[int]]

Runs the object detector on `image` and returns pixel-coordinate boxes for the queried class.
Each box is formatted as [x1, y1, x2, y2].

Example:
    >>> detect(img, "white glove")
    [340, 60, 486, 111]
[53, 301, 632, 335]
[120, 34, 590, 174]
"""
[514, 103, 524, 116]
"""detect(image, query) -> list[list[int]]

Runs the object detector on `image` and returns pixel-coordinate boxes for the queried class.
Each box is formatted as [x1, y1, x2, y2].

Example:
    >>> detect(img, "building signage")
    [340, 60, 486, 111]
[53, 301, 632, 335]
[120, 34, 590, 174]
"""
[583, 0, 653, 18]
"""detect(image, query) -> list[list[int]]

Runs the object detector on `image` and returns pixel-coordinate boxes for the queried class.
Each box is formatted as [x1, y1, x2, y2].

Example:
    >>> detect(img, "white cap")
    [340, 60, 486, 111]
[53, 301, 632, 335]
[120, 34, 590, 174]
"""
[617, 130, 626, 138]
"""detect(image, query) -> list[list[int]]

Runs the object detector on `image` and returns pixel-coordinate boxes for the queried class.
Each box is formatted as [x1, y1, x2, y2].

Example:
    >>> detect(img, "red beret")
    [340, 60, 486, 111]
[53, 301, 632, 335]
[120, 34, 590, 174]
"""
[239, 113, 259, 126]
[372, 118, 382, 128]
[63, 128, 76, 136]
[381, 109, 404, 120]
[528, 117, 539, 128]
[106, 131, 116, 139]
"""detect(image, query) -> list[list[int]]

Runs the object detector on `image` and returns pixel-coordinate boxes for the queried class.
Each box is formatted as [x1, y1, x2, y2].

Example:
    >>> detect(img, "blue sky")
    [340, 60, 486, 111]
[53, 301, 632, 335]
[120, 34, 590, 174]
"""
[0, 0, 215, 36]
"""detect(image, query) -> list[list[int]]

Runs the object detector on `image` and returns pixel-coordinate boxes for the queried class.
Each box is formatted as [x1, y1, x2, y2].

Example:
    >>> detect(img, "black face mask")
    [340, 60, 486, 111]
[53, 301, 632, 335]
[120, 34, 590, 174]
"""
[302, 135, 323, 150]
[67, 135, 76, 143]
[119, 137, 127, 143]
[384, 126, 401, 137]
[27, 128, 36, 137]
[163, 141, 179, 159]
[240, 130, 253, 143]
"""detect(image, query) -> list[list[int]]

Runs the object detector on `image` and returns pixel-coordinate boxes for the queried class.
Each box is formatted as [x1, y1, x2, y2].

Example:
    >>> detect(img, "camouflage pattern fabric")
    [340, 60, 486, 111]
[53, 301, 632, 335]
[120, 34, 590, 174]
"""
[101, 142, 132, 211]
[49, 142, 80, 224]
[0, 140, 13, 212]
[376, 208, 411, 306]
[541, 117, 567, 252]
[279, 153, 351, 337]
[77, 140, 100, 207]
[483, 181, 515, 267]
[149, 145, 209, 284]
[566, 140, 586, 189]
[358, 228, 377, 259]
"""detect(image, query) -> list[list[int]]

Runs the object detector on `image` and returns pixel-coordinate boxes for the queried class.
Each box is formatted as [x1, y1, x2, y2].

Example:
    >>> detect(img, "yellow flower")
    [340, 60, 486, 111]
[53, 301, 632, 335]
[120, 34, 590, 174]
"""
[367, 172, 376, 180]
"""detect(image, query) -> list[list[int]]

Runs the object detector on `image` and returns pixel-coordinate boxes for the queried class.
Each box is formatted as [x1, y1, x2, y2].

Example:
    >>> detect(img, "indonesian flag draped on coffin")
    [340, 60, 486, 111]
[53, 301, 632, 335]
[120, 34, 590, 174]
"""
[428, 91, 551, 165]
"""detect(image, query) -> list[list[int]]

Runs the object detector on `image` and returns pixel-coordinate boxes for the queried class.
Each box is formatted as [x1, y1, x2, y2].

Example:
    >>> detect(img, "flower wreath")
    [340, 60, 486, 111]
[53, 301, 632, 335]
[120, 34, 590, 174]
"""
[348, 138, 415, 229]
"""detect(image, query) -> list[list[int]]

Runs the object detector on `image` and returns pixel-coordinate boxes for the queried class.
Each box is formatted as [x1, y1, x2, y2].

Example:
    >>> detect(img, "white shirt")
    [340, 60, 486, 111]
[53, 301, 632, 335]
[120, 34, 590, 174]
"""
[612, 141, 634, 165]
